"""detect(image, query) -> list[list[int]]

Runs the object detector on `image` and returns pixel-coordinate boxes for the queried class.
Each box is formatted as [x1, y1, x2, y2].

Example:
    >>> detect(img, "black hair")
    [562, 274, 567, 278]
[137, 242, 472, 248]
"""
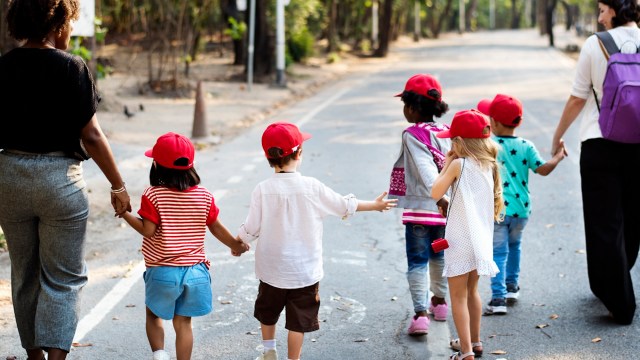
[7, 0, 80, 41]
[401, 90, 450, 122]
[266, 147, 300, 168]
[150, 160, 201, 191]
[599, 0, 640, 27]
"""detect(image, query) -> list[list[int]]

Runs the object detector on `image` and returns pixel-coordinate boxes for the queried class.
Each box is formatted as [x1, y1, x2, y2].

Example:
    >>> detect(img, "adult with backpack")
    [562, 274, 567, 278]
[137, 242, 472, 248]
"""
[551, 0, 640, 325]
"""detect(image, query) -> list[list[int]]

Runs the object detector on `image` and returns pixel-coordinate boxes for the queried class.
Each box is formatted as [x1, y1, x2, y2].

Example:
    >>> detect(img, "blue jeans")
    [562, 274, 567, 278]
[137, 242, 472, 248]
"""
[0, 151, 89, 352]
[405, 223, 447, 313]
[491, 216, 529, 299]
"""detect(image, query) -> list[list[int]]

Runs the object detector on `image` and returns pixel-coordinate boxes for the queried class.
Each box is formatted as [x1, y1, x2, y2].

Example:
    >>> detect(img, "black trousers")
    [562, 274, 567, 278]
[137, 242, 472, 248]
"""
[580, 138, 640, 324]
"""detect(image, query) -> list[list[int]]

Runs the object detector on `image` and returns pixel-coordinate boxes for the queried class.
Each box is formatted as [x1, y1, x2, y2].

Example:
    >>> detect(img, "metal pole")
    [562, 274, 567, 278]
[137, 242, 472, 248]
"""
[247, 0, 256, 92]
[275, 0, 286, 87]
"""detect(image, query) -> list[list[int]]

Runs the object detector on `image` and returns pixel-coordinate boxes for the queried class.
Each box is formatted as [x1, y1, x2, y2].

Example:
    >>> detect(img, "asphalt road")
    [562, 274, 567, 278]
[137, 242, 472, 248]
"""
[1, 29, 639, 359]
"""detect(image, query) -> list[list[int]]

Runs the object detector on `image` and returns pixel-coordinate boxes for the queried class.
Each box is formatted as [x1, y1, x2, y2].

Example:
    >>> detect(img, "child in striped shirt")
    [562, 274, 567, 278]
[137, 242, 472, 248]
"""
[121, 132, 249, 360]
[388, 74, 452, 335]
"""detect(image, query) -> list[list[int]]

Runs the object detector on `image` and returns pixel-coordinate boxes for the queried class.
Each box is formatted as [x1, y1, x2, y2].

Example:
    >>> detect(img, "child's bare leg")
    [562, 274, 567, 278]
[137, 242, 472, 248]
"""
[448, 273, 472, 354]
[287, 330, 304, 360]
[146, 307, 165, 351]
[466, 270, 482, 344]
[173, 315, 193, 360]
[261, 322, 276, 342]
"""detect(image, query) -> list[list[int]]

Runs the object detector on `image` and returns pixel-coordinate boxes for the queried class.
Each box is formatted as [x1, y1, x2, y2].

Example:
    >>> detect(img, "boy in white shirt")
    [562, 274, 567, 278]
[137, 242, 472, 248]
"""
[238, 122, 397, 360]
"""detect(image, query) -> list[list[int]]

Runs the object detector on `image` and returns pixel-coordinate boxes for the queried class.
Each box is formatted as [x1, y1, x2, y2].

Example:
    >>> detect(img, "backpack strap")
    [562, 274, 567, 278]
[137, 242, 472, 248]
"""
[595, 31, 619, 60]
[592, 31, 619, 112]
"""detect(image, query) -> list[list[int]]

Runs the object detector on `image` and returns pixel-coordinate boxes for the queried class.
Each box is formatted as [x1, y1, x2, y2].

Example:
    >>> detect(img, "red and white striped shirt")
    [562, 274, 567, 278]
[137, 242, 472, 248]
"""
[138, 185, 219, 268]
[402, 209, 446, 226]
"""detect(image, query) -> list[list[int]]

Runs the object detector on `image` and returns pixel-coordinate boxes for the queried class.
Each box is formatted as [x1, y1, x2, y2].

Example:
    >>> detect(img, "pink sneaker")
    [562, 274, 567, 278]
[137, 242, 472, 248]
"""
[408, 315, 430, 336]
[429, 300, 449, 321]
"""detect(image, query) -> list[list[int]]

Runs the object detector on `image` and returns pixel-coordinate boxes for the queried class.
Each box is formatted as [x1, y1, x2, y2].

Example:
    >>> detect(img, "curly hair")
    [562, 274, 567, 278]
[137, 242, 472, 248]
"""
[599, 0, 640, 27]
[7, 0, 80, 41]
[400, 90, 450, 122]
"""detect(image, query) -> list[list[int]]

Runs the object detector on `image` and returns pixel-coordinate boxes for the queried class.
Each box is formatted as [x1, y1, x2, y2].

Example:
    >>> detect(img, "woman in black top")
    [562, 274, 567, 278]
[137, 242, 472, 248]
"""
[0, 1, 130, 359]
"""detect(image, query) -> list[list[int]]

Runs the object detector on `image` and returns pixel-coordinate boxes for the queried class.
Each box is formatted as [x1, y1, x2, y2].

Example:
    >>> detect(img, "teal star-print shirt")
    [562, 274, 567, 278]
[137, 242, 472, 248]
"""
[494, 135, 546, 218]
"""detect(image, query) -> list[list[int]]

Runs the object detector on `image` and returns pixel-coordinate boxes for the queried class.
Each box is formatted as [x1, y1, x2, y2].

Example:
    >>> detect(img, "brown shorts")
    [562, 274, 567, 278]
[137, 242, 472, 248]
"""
[254, 281, 320, 333]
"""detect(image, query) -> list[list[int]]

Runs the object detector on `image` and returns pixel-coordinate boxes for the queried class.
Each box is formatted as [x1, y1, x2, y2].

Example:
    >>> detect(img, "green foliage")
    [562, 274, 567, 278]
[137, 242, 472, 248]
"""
[94, 17, 108, 44]
[0, 231, 5, 251]
[327, 51, 341, 63]
[224, 17, 247, 41]
[288, 28, 315, 62]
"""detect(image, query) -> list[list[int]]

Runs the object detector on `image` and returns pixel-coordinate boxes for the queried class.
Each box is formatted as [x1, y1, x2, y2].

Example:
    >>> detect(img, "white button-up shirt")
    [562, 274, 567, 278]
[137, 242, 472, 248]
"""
[238, 172, 358, 289]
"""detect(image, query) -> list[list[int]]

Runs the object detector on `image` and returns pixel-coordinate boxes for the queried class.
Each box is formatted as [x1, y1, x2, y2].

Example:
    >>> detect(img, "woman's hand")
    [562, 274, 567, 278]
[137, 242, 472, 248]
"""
[111, 189, 131, 216]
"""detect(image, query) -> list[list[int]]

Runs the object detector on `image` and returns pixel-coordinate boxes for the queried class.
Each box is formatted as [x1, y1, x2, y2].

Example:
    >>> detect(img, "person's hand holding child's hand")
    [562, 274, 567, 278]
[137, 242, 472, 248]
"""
[231, 237, 250, 257]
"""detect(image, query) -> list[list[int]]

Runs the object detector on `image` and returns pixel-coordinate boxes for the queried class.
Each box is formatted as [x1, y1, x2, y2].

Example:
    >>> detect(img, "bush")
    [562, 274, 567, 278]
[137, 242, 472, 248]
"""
[288, 29, 314, 63]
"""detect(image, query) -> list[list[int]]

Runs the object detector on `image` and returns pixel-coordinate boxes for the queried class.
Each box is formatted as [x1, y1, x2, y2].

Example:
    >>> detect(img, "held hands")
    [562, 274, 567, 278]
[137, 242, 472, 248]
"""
[230, 237, 251, 257]
[373, 191, 398, 212]
[551, 138, 569, 158]
[111, 187, 131, 216]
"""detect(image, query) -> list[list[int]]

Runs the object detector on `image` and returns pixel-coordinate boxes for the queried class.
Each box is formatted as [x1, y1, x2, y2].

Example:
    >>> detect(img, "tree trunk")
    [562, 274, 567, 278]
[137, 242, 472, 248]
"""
[247, 0, 273, 80]
[537, 0, 547, 35]
[466, 0, 479, 31]
[327, 0, 338, 53]
[511, 0, 521, 28]
[374, 0, 393, 57]
[546, 0, 558, 46]
[432, 0, 455, 38]
[222, 0, 246, 65]
[0, 0, 16, 55]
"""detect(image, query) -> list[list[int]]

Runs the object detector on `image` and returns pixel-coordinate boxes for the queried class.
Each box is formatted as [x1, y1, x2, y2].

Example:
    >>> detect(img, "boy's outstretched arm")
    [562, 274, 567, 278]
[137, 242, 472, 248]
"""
[536, 139, 567, 176]
[208, 219, 250, 256]
[121, 211, 157, 238]
[356, 191, 398, 212]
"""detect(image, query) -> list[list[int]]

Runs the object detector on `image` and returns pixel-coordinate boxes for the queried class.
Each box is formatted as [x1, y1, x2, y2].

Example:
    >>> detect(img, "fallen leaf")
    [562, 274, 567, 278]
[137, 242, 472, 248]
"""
[533, 303, 546, 307]
[592, 337, 602, 343]
[550, 314, 559, 320]
[490, 350, 507, 355]
[220, 300, 233, 305]
[246, 331, 258, 335]
[354, 338, 369, 342]
[391, 296, 398, 301]
[575, 249, 586, 254]
[488, 334, 496, 338]
[311, 338, 317, 342]
[545, 223, 555, 228]
[72, 342, 93, 347]
[112, 316, 119, 320]
[536, 324, 549, 329]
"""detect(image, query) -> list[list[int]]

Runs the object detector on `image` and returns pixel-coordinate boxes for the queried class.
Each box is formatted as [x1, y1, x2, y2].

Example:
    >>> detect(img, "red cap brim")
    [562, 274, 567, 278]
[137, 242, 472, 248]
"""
[301, 132, 312, 141]
[436, 129, 453, 138]
[477, 99, 492, 116]
[144, 149, 153, 158]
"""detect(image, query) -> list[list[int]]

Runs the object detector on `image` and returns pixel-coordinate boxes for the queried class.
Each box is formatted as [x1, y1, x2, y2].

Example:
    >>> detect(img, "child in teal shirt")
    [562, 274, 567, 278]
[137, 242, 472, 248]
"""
[477, 94, 566, 315]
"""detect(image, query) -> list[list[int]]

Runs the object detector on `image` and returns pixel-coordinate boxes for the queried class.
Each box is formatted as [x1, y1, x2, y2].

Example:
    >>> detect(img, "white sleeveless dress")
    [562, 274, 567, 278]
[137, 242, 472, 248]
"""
[442, 158, 499, 278]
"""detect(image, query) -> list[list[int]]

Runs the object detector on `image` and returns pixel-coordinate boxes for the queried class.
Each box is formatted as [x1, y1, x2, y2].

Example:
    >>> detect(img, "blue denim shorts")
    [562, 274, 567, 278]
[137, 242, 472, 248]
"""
[144, 263, 212, 320]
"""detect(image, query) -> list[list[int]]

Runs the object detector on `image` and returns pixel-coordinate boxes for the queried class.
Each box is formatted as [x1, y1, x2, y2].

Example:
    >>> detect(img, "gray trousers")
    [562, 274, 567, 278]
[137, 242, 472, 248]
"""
[0, 151, 89, 352]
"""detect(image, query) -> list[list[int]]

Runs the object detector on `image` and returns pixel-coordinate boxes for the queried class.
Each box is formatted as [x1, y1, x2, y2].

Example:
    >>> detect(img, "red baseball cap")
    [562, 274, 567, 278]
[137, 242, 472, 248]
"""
[262, 122, 312, 158]
[395, 74, 443, 102]
[436, 109, 491, 139]
[477, 94, 523, 127]
[145, 132, 195, 170]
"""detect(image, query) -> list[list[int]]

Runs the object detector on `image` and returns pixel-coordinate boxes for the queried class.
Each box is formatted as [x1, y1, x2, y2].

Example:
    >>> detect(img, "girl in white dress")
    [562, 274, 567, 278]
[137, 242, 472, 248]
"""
[432, 109, 504, 360]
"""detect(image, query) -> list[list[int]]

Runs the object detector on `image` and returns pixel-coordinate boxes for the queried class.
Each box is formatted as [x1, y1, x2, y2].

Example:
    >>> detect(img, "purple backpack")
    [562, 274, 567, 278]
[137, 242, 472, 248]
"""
[593, 31, 640, 143]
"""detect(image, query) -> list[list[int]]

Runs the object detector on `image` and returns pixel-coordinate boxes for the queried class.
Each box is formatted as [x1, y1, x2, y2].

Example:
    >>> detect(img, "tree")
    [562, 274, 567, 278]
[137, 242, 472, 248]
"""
[221, 0, 246, 65]
[0, 0, 17, 55]
[374, 0, 393, 57]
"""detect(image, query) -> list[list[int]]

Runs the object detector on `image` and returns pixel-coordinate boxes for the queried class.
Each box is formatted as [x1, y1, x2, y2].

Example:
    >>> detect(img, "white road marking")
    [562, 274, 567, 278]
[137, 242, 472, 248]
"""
[227, 175, 243, 184]
[296, 87, 351, 127]
[212, 189, 228, 200]
[74, 261, 146, 343]
[242, 164, 256, 172]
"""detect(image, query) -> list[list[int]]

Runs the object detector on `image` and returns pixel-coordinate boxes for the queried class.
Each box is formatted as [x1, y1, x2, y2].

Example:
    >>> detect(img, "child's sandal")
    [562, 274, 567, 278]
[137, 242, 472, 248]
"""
[449, 338, 483, 357]
[449, 351, 475, 360]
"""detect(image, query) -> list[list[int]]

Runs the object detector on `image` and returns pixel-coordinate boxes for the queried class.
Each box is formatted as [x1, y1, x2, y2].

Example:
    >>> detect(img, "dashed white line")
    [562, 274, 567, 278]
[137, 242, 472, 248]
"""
[227, 175, 243, 184]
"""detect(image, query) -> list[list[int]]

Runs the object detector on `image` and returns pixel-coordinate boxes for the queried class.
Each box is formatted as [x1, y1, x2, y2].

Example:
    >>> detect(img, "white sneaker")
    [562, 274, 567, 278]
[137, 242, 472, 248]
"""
[152, 349, 171, 360]
[255, 349, 278, 360]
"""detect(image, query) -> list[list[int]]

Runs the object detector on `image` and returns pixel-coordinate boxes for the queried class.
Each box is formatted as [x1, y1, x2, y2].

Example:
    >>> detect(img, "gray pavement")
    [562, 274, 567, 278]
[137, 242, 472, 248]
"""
[1, 28, 639, 360]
